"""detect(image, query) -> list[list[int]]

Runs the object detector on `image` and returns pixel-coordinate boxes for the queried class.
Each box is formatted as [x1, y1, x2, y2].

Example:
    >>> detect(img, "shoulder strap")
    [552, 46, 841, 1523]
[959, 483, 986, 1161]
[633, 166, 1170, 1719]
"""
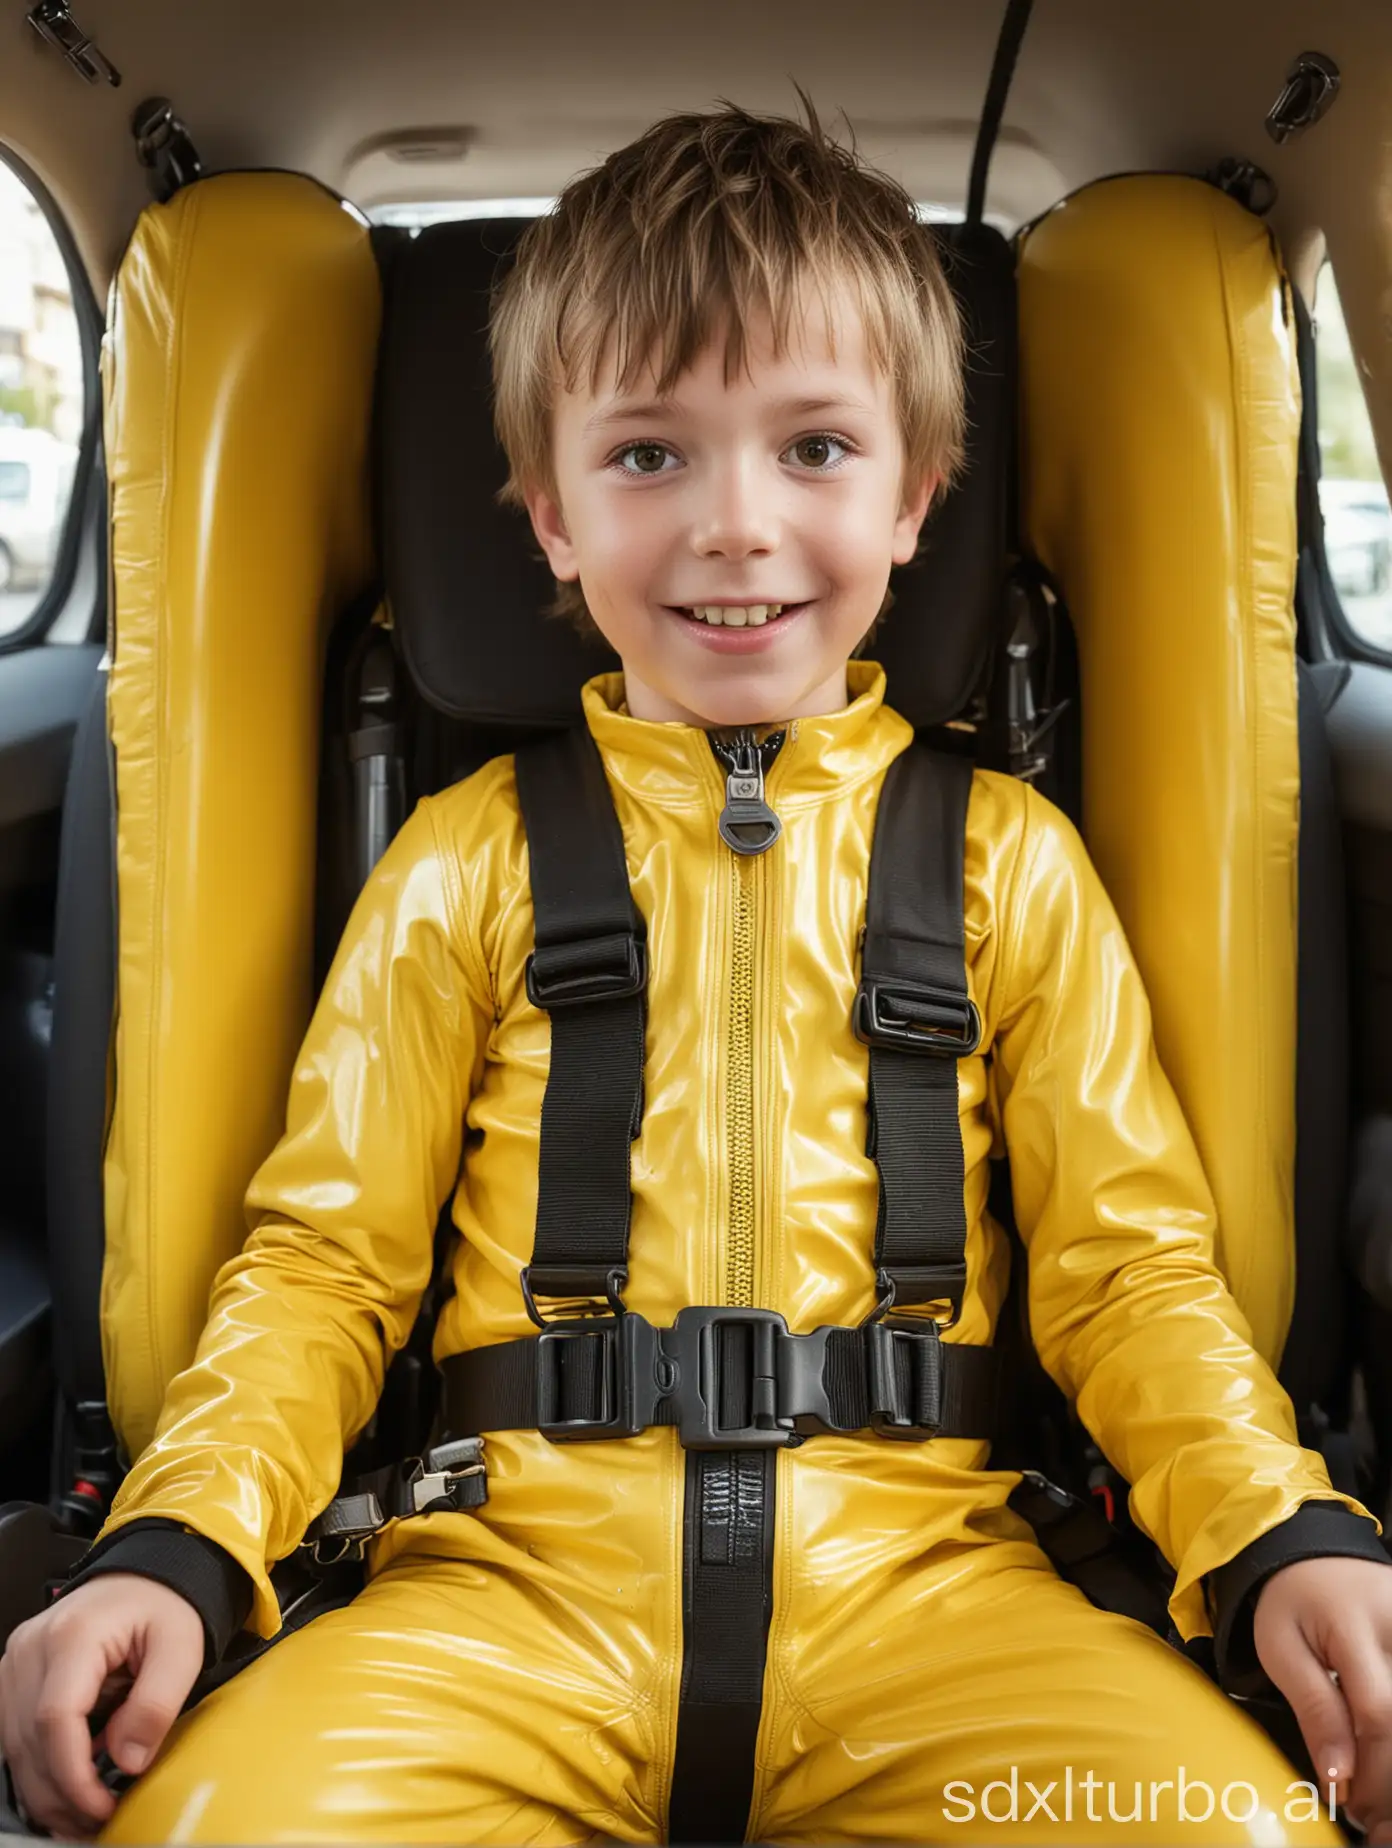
[856, 743, 981, 1320]
[513, 727, 647, 1317]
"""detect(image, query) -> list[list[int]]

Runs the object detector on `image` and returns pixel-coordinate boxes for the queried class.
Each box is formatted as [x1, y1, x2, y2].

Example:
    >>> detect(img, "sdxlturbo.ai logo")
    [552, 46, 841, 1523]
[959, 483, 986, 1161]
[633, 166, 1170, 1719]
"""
[940, 1765, 1338, 1828]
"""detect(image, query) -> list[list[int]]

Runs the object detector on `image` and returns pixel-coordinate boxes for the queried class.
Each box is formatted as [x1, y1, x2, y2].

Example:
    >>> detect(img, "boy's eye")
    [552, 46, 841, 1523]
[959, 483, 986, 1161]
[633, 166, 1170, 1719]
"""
[615, 442, 677, 476]
[785, 433, 851, 470]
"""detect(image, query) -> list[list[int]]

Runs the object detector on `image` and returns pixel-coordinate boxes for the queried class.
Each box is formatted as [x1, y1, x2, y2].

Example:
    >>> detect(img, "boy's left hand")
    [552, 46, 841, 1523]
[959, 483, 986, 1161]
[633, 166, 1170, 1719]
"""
[1254, 1555, 1392, 1841]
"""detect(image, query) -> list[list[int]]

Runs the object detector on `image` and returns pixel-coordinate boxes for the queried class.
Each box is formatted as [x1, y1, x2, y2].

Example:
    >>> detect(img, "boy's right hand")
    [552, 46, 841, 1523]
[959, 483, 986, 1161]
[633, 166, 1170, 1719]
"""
[0, 1574, 203, 1840]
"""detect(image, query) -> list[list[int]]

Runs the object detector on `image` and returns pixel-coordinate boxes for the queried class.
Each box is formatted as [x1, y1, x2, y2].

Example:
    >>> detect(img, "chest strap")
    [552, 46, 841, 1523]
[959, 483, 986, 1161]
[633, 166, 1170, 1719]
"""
[441, 1306, 999, 1447]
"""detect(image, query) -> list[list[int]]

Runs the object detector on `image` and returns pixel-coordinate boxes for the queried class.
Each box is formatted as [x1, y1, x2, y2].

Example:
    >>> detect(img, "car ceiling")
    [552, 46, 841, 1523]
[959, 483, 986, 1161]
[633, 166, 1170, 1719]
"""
[1, 0, 1389, 465]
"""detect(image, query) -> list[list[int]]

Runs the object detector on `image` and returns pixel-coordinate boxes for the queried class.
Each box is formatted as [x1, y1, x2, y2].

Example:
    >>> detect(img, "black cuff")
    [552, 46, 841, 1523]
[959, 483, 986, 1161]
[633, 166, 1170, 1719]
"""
[1210, 1500, 1390, 1695]
[55, 1518, 255, 1670]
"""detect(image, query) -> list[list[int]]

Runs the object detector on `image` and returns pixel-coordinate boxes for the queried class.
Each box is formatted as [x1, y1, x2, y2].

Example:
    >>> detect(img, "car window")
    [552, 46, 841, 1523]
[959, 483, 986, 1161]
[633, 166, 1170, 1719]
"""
[0, 157, 84, 638]
[1314, 261, 1391, 655]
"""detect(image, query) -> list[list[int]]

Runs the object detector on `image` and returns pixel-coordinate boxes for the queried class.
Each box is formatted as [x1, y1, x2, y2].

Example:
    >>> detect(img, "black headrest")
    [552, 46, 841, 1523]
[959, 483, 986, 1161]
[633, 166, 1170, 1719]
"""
[381, 217, 1014, 732]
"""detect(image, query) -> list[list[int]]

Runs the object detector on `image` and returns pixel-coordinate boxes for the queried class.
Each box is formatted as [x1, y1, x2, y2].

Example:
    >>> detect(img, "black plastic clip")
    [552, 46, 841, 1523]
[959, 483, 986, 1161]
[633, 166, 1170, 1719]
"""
[668, 1306, 799, 1450]
[854, 978, 982, 1056]
[525, 932, 646, 1010]
[866, 1319, 944, 1439]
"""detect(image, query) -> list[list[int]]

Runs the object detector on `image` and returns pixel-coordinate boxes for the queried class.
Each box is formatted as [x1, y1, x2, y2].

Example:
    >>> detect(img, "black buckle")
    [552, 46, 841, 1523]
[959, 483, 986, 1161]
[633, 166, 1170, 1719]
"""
[525, 931, 646, 1009]
[866, 1320, 944, 1439]
[854, 977, 981, 1056]
[667, 1307, 798, 1451]
[536, 1313, 663, 1442]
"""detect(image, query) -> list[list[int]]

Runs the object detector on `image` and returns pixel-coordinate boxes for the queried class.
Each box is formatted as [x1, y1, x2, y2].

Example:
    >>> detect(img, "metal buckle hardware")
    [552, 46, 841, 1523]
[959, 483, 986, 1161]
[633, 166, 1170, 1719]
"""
[27, 1, 120, 84]
[408, 1438, 487, 1515]
[854, 977, 982, 1057]
[864, 1263, 968, 1331]
[304, 1492, 384, 1567]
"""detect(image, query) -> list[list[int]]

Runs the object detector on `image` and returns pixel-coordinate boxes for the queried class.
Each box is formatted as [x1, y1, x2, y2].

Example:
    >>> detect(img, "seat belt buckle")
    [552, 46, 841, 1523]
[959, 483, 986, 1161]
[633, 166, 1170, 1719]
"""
[667, 1306, 799, 1451]
[865, 1319, 945, 1440]
[853, 977, 982, 1056]
[535, 1312, 660, 1442]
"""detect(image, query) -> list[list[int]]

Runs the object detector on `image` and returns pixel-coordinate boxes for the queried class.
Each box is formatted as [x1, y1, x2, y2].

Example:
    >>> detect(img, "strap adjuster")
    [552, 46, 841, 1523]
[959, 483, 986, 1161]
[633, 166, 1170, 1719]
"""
[536, 1313, 658, 1441]
[853, 977, 981, 1056]
[525, 931, 647, 1009]
[866, 1320, 944, 1439]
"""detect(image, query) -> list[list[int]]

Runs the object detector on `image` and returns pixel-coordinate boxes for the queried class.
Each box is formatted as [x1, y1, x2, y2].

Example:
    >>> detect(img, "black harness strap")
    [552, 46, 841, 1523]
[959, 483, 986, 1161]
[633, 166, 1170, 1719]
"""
[856, 744, 981, 1322]
[666, 1447, 775, 1843]
[513, 728, 647, 1311]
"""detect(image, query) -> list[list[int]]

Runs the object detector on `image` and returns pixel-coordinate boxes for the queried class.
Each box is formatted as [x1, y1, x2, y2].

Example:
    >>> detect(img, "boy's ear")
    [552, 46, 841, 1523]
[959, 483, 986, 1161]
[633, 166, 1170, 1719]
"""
[891, 470, 941, 566]
[524, 486, 581, 583]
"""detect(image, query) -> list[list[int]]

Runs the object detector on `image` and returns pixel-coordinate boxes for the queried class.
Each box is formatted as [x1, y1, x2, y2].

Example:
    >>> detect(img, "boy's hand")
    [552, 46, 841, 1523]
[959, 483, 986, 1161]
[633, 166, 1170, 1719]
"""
[1253, 1554, 1392, 1841]
[0, 1573, 203, 1840]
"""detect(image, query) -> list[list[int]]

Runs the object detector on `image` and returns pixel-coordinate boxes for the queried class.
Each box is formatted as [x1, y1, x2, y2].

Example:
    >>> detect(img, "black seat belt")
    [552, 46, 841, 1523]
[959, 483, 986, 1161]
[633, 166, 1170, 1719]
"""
[516, 724, 648, 1318]
[857, 742, 981, 1325]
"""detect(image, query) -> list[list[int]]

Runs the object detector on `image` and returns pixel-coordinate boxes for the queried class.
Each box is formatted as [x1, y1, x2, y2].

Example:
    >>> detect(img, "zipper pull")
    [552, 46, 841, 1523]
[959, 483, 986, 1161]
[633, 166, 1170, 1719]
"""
[712, 730, 784, 856]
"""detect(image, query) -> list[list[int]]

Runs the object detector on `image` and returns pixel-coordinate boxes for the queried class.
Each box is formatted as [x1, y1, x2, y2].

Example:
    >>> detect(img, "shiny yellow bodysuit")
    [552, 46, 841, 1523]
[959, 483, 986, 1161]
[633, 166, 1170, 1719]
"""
[98, 663, 1363, 1844]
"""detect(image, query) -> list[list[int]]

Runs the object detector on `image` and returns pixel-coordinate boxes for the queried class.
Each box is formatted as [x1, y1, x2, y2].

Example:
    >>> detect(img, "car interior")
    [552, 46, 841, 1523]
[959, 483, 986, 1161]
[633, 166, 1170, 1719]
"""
[1, 0, 1391, 1831]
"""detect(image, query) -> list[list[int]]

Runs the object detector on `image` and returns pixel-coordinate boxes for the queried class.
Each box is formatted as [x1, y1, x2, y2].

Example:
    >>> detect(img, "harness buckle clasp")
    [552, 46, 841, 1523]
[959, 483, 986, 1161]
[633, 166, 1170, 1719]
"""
[667, 1307, 799, 1451]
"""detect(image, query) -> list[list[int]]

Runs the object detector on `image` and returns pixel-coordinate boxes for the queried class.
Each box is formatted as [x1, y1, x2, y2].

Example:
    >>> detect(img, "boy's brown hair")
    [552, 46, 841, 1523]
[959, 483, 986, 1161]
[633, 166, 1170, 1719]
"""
[488, 93, 967, 633]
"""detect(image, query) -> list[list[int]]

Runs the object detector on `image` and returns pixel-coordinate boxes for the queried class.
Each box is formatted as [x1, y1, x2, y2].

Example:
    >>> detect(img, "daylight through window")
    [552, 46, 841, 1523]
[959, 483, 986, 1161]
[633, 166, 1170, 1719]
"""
[1315, 262, 1391, 653]
[0, 158, 83, 637]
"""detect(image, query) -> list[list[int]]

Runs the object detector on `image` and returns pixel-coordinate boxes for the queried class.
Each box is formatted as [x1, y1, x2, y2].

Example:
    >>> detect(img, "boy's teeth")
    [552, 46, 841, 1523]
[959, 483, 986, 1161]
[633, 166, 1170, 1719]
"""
[690, 603, 784, 625]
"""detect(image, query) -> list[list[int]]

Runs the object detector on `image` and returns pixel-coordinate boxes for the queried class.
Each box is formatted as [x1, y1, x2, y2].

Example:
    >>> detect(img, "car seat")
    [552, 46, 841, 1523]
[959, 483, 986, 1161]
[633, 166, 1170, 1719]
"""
[0, 156, 1381, 1821]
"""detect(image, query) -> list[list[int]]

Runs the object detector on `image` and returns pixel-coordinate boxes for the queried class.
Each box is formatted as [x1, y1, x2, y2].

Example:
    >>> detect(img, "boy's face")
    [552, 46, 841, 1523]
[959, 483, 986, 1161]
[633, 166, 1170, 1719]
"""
[526, 285, 937, 729]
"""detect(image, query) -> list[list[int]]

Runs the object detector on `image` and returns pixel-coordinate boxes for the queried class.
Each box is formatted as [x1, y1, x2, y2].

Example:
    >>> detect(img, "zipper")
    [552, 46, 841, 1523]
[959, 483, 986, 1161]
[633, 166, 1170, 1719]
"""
[708, 729, 785, 1306]
[666, 729, 789, 1843]
[710, 729, 785, 856]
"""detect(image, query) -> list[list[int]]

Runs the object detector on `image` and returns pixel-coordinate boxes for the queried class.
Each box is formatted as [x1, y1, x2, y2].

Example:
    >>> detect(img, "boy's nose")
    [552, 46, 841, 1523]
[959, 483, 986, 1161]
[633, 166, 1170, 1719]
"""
[689, 460, 780, 560]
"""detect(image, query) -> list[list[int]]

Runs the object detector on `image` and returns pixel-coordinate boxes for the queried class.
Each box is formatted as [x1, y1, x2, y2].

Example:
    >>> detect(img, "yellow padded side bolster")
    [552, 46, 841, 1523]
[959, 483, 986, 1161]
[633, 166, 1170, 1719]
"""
[1018, 175, 1301, 1367]
[103, 174, 380, 1461]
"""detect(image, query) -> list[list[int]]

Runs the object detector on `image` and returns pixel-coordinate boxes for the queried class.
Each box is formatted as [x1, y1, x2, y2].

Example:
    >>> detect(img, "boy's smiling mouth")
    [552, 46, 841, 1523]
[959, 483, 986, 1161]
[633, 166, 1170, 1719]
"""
[667, 600, 809, 627]
[676, 601, 785, 627]
[659, 599, 815, 653]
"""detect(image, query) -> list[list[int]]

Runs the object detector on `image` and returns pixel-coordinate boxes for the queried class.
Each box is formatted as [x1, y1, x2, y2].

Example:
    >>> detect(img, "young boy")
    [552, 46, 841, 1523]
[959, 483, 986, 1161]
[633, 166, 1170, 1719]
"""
[4, 100, 1392, 1846]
